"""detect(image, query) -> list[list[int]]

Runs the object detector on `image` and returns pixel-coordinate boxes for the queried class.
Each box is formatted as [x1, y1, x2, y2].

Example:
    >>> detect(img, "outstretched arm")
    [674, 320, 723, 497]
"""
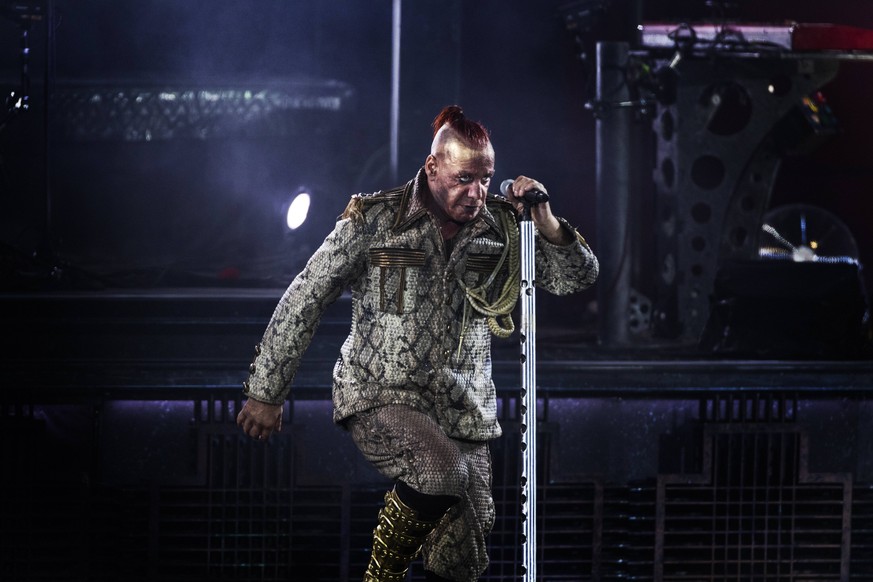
[238, 215, 368, 440]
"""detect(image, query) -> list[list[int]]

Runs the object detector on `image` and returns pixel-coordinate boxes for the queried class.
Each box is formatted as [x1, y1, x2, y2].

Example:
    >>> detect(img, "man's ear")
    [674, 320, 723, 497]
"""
[425, 154, 437, 177]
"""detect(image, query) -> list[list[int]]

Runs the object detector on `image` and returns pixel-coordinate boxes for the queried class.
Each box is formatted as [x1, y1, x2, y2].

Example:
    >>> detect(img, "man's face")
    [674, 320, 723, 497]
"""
[426, 139, 495, 224]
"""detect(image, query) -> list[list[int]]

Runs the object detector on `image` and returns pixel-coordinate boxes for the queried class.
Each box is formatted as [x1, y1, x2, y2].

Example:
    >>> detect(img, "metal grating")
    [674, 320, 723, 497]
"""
[656, 394, 852, 581]
[481, 418, 602, 581]
[600, 481, 659, 581]
[482, 482, 601, 581]
[191, 398, 347, 581]
[348, 489, 387, 580]
[6, 391, 873, 581]
[851, 485, 873, 580]
[50, 82, 355, 142]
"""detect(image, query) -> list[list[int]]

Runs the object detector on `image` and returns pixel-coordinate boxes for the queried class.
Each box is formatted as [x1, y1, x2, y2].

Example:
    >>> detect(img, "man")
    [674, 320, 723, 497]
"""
[237, 105, 598, 581]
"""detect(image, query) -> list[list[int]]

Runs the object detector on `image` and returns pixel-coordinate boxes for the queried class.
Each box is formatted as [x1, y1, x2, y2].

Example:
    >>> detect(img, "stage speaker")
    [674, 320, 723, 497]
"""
[700, 260, 870, 358]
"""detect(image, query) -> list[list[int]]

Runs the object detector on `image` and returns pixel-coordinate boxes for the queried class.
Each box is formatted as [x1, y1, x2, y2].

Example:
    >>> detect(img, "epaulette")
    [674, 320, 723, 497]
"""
[486, 193, 517, 223]
[341, 186, 405, 223]
[486, 192, 514, 208]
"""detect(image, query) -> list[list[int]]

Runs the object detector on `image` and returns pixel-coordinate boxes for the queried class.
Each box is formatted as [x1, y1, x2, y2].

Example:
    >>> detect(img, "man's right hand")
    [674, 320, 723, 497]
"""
[236, 399, 284, 441]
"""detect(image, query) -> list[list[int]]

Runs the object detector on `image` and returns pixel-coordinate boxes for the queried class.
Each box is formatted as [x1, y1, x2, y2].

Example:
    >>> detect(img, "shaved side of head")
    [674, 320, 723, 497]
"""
[430, 105, 494, 162]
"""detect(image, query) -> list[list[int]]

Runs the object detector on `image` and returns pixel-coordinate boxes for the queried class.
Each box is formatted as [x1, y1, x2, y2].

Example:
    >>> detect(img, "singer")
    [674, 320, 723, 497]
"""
[236, 105, 598, 581]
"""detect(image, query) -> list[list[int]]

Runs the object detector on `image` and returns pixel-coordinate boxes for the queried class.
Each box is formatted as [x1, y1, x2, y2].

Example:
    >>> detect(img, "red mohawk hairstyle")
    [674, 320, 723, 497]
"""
[431, 105, 490, 149]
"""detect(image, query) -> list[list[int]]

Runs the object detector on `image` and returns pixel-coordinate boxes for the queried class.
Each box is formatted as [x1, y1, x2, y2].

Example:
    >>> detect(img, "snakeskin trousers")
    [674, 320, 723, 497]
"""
[347, 404, 495, 582]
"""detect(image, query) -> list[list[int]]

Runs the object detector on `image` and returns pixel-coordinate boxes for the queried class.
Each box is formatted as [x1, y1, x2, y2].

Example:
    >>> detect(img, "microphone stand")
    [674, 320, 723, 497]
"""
[518, 195, 544, 582]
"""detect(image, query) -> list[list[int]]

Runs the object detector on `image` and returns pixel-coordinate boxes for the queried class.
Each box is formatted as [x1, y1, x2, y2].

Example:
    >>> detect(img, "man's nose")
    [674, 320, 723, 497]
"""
[466, 183, 486, 199]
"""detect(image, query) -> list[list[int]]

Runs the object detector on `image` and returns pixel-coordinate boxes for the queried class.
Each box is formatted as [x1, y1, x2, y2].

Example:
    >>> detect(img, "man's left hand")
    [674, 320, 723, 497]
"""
[504, 175, 572, 245]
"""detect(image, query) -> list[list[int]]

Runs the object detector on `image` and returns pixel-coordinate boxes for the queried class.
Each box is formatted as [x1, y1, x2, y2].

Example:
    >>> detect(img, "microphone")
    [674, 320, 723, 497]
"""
[500, 179, 550, 205]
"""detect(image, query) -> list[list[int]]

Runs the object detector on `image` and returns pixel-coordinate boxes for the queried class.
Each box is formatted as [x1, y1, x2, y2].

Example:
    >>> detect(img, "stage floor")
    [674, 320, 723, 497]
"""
[2, 288, 872, 581]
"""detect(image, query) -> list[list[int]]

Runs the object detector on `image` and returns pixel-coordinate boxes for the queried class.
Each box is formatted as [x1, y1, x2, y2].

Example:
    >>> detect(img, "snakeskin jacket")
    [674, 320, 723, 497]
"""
[243, 169, 599, 441]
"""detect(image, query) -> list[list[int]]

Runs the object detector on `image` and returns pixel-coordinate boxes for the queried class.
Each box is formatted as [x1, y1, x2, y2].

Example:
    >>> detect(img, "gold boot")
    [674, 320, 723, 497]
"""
[363, 488, 442, 582]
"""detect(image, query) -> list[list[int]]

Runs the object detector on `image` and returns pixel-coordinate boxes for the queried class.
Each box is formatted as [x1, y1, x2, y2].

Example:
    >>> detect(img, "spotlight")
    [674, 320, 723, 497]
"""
[286, 190, 311, 230]
[759, 204, 860, 265]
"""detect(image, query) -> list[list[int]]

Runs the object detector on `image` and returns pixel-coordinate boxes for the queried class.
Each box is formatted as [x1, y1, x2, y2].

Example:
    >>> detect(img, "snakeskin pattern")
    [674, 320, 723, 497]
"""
[244, 168, 599, 441]
[348, 405, 493, 582]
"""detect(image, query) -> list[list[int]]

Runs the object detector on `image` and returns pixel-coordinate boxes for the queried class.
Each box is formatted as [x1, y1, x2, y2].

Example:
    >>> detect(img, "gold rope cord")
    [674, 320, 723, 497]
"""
[460, 208, 520, 339]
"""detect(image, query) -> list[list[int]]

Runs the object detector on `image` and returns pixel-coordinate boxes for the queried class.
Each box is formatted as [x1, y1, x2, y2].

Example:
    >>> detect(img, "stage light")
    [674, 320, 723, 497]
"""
[759, 204, 860, 265]
[286, 191, 311, 230]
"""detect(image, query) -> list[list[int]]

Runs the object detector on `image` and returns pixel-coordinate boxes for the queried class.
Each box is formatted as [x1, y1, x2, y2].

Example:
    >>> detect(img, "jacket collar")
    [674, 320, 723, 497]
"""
[392, 167, 501, 235]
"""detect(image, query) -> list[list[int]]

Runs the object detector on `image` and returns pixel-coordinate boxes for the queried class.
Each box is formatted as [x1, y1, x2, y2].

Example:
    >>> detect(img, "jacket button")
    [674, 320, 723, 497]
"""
[249, 363, 256, 374]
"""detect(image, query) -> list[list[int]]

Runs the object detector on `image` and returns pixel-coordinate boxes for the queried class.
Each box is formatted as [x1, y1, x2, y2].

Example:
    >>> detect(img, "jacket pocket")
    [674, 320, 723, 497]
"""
[462, 251, 503, 288]
[369, 248, 426, 314]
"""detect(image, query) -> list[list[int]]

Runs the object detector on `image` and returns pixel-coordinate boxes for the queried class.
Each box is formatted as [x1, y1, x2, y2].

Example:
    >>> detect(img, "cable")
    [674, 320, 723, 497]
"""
[459, 206, 521, 340]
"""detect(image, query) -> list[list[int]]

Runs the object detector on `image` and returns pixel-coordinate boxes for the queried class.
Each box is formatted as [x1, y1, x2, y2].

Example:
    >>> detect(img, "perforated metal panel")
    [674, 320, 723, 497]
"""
[651, 57, 839, 340]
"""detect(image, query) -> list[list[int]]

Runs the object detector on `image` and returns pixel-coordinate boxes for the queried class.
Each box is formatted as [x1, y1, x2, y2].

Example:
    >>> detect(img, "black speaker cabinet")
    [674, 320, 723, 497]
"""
[700, 260, 870, 358]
